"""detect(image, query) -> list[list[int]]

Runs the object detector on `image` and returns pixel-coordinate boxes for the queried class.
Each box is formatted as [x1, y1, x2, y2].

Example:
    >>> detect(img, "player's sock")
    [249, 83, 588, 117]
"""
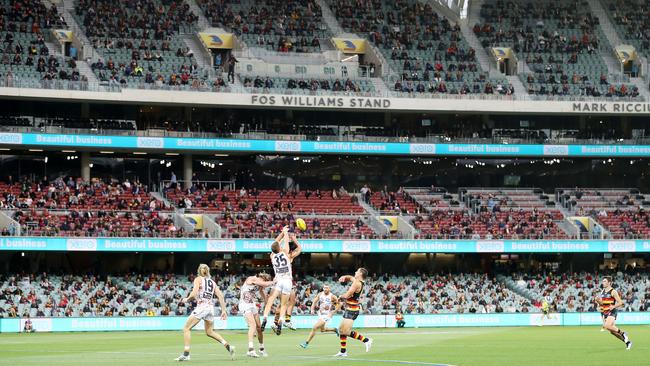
[182, 351, 190, 357]
[610, 330, 625, 342]
[274, 313, 281, 323]
[339, 335, 347, 353]
[285, 315, 292, 323]
[248, 342, 254, 352]
[350, 330, 369, 343]
[259, 343, 265, 352]
[618, 329, 628, 343]
[220, 339, 231, 351]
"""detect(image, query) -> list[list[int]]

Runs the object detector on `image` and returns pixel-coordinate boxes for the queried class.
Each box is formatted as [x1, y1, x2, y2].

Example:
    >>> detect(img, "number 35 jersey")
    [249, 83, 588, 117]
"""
[272, 252, 292, 280]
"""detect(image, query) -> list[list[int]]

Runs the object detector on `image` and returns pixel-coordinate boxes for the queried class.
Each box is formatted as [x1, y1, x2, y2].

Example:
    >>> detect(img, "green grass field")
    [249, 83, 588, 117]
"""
[0, 326, 646, 366]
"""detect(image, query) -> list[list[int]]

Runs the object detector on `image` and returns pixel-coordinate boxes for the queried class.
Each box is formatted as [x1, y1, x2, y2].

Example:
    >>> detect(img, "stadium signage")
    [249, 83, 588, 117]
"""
[572, 102, 650, 113]
[250, 95, 391, 109]
[3, 312, 650, 333]
[7, 132, 650, 157]
[2, 237, 650, 253]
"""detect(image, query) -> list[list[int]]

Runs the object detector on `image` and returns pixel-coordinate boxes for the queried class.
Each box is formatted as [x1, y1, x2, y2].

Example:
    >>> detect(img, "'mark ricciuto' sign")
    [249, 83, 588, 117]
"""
[572, 102, 650, 113]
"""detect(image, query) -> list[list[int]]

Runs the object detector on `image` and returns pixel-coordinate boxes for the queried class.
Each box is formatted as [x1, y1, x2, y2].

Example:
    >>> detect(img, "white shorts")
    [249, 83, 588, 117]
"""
[191, 304, 214, 322]
[318, 313, 332, 324]
[239, 302, 258, 316]
[274, 278, 293, 295]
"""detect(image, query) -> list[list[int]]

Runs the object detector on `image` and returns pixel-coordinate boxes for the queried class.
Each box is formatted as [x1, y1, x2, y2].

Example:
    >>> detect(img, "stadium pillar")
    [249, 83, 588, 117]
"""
[81, 103, 89, 119]
[81, 152, 90, 181]
[183, 154, 192, 189]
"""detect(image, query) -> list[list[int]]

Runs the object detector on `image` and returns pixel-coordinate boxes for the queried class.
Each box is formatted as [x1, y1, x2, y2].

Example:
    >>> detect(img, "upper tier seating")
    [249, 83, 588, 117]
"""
[197, 0, 330, 53]
[74, 0, 222, 89]
[476, 0, 637, 98]
[329, 0, 510, 95]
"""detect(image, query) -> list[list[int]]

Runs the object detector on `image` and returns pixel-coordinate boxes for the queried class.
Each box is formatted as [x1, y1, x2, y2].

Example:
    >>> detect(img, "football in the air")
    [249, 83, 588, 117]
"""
[295, 218, 307, 231]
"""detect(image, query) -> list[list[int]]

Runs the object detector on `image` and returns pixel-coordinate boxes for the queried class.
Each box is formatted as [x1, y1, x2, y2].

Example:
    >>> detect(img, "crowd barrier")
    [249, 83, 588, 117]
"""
[2, 312, 650, 333]
[1, 237, 649, 253]
[1, 132, 650, 157]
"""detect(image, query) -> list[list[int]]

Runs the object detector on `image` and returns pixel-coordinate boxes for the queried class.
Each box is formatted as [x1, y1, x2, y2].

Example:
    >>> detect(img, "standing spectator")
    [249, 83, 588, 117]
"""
[214, 53, 222, 72]
[227, 55, 238, 83]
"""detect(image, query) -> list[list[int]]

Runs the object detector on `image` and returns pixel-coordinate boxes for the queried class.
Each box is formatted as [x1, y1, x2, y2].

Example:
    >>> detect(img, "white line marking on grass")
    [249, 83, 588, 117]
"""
[288, 355, 456, 366]
[362, 330, 496, 336]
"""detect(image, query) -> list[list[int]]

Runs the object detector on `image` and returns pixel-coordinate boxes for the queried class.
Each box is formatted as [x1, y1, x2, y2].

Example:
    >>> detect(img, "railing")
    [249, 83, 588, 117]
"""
[2, 73, 648, 102]
[5, 125, 650, 146]
[233, 48, 343, 65]
[160, 180, 236, 194]
[219, 233, 380, 239]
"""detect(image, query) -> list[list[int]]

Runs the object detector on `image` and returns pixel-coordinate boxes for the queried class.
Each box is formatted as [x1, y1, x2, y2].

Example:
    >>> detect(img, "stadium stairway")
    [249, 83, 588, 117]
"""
[556, 219, 580, 239]
[0, 211, 20, 235]
[186, 0, 211, 30]
[505, 75, 525, 95]
[353, 194, 392, 236]
[316, 0, 347, 36]
[182, 35, 212, 71]
[589, 0, 625, 76]
[370, 77, 390, 95]
[57, 0, 100, 62]
[462, 0, 500, 78]
[151, 192, 173, 209]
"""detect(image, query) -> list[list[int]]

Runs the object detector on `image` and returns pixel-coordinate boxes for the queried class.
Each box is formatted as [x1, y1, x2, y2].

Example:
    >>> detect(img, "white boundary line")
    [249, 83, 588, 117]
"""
[288, 355, 456, 366]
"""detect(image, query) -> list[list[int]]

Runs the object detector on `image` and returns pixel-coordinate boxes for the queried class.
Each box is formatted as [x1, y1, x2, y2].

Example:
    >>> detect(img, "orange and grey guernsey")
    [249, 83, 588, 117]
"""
[346, 280, 365, 312]
[600, 288, 616, 313]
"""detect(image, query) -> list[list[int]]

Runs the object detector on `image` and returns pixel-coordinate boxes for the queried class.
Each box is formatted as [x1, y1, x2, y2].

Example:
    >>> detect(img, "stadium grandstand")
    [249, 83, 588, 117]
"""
[1, 0, 650, 365]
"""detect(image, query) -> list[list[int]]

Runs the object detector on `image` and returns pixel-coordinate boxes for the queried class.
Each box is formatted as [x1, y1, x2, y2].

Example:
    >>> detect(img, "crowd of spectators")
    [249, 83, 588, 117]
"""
[330, 0, 507, 95]
[0, 177, 165, 211]
[0, 271, 535, 318]
[13, 210, 202, 238]
[510, 271, 650, 312]
[413, 208, 567, 240]
[218, 213, 376, 239]
[198, 0, 327, 53]
[592, 208, 650, 239]
[475, 0, 638, 98]
[0, 0, 82, 83]
[166, 185, 365, 215]
[3, 270, 648, 319]
[608, 0, 650, 57]
[75, 0, 217, 88]
[365, 186, 422, 215]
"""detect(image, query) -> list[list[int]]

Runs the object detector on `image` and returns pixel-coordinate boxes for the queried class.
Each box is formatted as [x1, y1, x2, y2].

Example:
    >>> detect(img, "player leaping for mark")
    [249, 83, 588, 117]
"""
[595, 276, 632, 350]
[239, 272, 275, 358]
[335, 268, 373, 357]
[300, 284, 340, 349]
[261, 226, 302, 335]
[175, 264, 235, 361]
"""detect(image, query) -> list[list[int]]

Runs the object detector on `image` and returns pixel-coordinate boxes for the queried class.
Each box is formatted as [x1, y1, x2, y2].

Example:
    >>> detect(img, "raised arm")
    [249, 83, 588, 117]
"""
[339, 280, 360, 301]
[338, 275, 355, 283]
[289, 233, 302, 260]
[182, 277, 201, 303]
[281, 226, 291, 255]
